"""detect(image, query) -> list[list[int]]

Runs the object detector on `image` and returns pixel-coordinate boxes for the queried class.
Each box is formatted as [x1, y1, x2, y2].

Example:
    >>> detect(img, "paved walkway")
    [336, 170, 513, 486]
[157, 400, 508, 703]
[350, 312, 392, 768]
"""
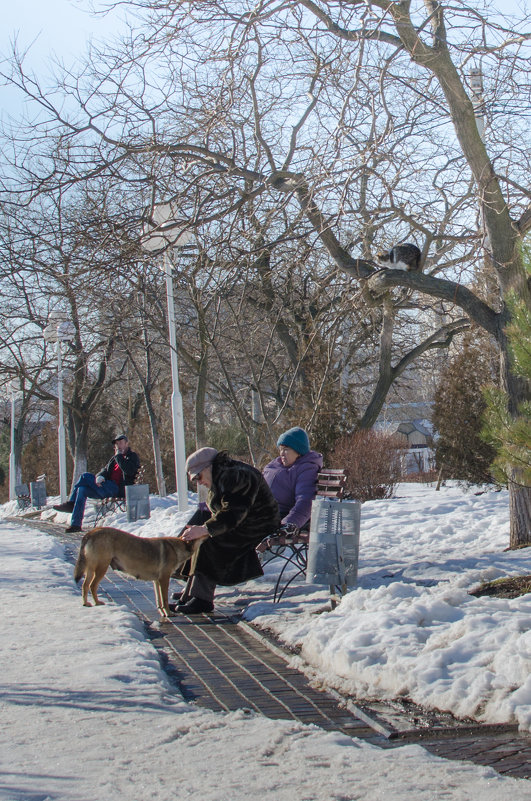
[13, 517, 531, 781]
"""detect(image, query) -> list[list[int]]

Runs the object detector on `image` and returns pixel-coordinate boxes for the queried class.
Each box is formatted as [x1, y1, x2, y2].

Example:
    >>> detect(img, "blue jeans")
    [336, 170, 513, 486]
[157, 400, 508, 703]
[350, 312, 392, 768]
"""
[69, 472, 120, 527]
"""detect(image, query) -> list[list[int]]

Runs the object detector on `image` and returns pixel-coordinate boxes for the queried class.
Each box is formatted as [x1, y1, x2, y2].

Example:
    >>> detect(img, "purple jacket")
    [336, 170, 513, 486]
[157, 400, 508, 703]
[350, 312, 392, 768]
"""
[263, 450, 323, 529]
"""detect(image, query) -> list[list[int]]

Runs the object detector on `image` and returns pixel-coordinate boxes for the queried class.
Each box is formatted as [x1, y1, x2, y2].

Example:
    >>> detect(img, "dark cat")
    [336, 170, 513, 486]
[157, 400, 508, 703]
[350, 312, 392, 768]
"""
[377, 242, 422, 272]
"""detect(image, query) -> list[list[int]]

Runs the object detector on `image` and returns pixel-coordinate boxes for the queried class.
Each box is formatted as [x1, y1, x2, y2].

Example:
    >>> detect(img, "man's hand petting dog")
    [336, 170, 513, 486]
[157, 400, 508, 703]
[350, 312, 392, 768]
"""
[180, 525, 209, 543]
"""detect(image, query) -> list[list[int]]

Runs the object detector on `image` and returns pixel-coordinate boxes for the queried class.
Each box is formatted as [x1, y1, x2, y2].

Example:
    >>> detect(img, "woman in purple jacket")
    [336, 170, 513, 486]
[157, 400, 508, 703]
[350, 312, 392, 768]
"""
[263, 427, 323, 531]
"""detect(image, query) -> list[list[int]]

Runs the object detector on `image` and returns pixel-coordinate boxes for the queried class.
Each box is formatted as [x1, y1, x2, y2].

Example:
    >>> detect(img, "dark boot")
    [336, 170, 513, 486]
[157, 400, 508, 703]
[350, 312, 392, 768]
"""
[53, 501, 75, 513]
[175, 597, 214, 614]
[65, 525, 82, 533]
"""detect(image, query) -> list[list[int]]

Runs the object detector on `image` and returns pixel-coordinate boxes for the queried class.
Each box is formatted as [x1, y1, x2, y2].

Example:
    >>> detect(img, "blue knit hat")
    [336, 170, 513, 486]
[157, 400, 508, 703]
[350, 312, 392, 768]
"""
[277, 427, 310, 455]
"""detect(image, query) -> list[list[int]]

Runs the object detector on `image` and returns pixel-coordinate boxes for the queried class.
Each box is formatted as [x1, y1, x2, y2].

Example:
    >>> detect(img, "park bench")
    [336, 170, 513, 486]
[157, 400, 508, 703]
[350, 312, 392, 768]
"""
[15, 475, 47, 511]
[15, 483, 31, 511]
[89, 465, 147, 525]
[257, 468, 347, 602]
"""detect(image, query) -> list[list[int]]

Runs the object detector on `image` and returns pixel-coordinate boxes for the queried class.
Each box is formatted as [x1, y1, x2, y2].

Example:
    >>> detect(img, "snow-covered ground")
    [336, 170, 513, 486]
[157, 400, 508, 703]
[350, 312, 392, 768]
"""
[1, 482, 530, 800]
[246, 484, 531, 731]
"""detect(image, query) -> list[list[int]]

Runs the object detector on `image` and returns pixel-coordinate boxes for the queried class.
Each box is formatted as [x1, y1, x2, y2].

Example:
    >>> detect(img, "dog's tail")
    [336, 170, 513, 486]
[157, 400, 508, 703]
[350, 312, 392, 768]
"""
[73, 533, 91, 584]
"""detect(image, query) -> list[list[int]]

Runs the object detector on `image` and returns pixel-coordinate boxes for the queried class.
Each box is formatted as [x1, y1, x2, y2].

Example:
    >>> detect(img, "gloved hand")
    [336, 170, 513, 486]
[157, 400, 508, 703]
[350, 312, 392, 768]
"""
[278, 522, 299, 537]
[95, 475, 105, 486]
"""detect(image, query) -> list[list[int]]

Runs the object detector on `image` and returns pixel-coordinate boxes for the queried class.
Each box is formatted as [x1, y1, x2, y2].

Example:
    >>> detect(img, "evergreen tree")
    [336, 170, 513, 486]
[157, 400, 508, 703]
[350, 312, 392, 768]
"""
[482, 260, 531, 487]
[432, 337, 498, 485]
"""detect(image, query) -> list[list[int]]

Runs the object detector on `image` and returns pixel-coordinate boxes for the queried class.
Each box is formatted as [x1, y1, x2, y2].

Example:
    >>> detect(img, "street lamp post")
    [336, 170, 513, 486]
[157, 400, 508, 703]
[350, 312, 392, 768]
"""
[142, 203, 192, 511]
[43, 313, 75, 503]
[163, 248, 190, 512]
[470, 67, 485, 139]
[8, 382, 19, 501]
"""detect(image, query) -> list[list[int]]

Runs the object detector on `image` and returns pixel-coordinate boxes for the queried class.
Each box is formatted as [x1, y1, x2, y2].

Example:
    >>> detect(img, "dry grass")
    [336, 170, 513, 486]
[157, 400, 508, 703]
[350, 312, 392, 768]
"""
[469, 575, 531, 599]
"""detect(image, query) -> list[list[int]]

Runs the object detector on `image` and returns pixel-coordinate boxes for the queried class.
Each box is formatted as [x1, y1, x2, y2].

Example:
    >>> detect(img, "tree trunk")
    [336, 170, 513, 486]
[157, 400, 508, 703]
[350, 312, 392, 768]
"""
[14, 418, 24, 487]
[509, 476, 531, 548]
[500, 323, 531, 548]
[195, 350, 208, 448]
[358, 299, 394, 430]
[144, 391, 167, 497]
[71, 424, 88, 488]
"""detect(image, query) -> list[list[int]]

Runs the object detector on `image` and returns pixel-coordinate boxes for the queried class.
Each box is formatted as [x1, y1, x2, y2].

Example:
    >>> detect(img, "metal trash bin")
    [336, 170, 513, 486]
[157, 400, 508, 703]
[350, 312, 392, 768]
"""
[30, 480, 47, 510]
[125, 484, 151, 522]
[306, 497, 360, 589]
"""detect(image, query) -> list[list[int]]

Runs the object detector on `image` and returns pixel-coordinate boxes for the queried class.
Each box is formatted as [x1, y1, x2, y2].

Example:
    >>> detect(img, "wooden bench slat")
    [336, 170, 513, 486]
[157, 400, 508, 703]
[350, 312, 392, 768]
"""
[316, 468, 346, 500]
[318, 469, 346, 475]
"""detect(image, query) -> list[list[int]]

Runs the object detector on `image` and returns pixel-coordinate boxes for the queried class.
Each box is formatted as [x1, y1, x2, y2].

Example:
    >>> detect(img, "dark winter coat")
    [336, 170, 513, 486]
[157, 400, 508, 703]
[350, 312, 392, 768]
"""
[96, 450, 140, 497]
[187, 452, 280, 585]
[262, 450, 323, 529]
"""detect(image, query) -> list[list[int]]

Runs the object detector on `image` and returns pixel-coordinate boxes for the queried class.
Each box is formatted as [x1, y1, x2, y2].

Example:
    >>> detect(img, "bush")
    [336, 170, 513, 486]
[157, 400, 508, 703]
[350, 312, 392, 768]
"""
[329, 429, 406, 502]
[205, 423, 249, 460]
[432, 340, 498, 485]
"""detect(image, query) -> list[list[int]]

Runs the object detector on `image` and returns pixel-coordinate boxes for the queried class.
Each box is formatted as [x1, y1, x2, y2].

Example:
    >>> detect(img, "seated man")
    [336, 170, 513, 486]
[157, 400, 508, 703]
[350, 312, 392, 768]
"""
[171, 447, 280, 614]
[53, 434, 140, 533]
[262, 427, 323, 533]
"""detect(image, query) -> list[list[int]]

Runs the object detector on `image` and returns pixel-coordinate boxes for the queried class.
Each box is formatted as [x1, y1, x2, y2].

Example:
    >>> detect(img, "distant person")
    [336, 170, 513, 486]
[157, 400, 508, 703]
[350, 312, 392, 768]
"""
[171, 447, 280, 614]
[53, 434, 140, 533]
[263, 427, 323, 532]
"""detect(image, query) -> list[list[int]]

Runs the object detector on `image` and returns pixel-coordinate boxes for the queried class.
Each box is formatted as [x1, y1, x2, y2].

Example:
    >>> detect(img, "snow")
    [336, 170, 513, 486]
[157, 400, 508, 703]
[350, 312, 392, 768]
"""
[246, 484, 531, 730]
[1, 482, 530, 800]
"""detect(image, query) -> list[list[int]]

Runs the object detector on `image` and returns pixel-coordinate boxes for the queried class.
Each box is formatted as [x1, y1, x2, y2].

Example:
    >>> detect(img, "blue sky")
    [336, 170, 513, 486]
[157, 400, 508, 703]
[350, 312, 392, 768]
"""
[2, 0, 123, 65]
[1, 0, 128, 118]
[1, 0, 529, 120]
[3, 0, 528, 70]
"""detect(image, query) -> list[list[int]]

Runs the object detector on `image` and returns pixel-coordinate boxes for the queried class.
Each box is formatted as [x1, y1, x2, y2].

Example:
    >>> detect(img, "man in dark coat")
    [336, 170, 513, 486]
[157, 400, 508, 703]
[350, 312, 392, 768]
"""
[53, 434, 140, 533]
[173, 448, 280, 614]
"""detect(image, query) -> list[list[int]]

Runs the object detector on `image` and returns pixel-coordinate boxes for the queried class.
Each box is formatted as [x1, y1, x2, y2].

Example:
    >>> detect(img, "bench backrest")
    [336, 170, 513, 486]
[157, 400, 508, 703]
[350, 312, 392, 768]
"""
[316, 468, 346, 500]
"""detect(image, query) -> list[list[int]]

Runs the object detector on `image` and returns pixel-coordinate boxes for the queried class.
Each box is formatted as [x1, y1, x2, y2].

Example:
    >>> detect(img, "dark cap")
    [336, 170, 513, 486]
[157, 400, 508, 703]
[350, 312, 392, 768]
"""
[112, 434, 128, 444]
[185, 447, 218, 479]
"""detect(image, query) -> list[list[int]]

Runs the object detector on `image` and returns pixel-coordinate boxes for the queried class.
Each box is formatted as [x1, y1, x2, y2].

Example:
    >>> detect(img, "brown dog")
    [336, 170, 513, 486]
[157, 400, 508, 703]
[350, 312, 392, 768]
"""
[73, 527, 198, 618]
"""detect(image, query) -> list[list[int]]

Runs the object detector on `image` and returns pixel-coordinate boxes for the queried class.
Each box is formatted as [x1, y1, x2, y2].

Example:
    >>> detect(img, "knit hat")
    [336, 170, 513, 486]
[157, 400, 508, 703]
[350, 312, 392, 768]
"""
[276, 427, 310, 456]
[185, 447, 218, 479]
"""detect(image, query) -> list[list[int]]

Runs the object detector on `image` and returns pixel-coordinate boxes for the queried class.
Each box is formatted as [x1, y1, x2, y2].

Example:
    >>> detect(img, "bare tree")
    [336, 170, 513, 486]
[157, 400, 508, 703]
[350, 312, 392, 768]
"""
[0, 191, 138, 487]
[116, 264, 174, 495]
[123, 0, 528, 542]
[1, 1, 530, 544]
